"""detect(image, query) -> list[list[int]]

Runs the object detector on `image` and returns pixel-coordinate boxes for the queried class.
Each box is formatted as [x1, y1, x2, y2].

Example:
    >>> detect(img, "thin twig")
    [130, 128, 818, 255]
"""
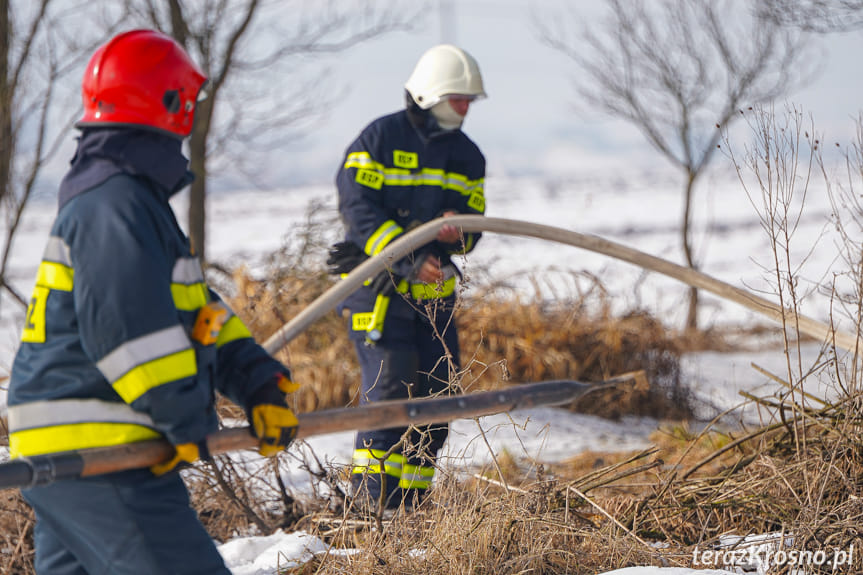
[567, 485, 652, 548]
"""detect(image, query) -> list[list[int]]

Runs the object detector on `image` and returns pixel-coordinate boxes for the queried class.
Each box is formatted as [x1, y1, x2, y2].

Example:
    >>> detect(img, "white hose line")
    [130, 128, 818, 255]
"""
[262, 215, 860, 355]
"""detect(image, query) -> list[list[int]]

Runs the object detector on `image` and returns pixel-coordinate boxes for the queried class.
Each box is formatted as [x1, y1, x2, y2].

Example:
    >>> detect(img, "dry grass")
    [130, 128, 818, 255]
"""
[3, 232, 861, 573]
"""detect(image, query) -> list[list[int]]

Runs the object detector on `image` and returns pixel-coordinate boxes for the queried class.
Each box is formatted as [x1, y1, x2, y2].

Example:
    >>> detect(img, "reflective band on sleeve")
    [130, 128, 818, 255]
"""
[364, 220, 403, 256]
[111, 349, 198, 403]
[171, 257, 209, 310]
[97, 326, 192, 383]
[344, 151, 384, 172]
[35, 262, 74, 292]
[399, 463, 435, 489]
[171, 283, 209, 310]
[96, 326, 197, 403]
[216, 315, 252, 347]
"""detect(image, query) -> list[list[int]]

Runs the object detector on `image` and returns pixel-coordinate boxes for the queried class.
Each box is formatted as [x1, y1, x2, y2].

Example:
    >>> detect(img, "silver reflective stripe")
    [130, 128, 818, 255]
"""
[172, 257, 204, 285]
[8, 398, 157, 432]
[43, 236, 72, 266]
[401, 472, 432, 482]
[97, 325, 192, 383]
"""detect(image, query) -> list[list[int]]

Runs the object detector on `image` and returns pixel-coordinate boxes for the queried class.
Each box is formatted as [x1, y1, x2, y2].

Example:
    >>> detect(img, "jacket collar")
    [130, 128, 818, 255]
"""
[58, 128, 192, 210]
[404, 91, 459, 142]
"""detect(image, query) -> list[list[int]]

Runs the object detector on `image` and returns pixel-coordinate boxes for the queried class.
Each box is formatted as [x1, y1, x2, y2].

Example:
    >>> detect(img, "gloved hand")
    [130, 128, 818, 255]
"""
[252, 403, 298, 456]
[248, 373, 300, 457]
[327, 241, 367, 275]
[150, 441, 210, 476]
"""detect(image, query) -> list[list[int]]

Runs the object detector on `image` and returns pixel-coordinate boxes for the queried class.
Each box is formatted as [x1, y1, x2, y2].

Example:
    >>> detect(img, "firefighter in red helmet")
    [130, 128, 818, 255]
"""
[8, 29, 298, 574]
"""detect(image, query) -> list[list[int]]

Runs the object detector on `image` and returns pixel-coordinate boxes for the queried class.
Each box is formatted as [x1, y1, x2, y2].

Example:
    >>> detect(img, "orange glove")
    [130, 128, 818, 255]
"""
[151, 441, 209, 476]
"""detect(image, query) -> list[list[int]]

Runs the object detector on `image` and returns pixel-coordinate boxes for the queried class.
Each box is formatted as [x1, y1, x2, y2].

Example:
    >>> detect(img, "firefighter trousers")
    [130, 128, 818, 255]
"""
[23, 468, 229, 574]
[350, 305, 461, 509]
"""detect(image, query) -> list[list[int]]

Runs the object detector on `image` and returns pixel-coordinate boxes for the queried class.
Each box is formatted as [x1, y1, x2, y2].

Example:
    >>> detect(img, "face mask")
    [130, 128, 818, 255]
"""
[430, 100, 465, 130]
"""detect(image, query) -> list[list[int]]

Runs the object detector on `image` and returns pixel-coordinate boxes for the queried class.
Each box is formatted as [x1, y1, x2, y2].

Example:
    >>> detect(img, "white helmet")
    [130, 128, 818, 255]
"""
[405, 44, 486, 110]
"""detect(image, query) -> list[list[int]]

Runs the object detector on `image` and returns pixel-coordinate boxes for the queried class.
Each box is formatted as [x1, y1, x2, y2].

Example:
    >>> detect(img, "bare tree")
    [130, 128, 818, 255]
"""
[537, 0, 811, 330]
[130, 0, 415, 261]
[757, 0, 863, 33]
[0, 1, 125, 312]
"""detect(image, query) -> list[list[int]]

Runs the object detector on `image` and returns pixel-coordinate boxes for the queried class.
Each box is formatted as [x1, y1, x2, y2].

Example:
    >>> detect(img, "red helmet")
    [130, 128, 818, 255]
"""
[78, 29, 207, 138]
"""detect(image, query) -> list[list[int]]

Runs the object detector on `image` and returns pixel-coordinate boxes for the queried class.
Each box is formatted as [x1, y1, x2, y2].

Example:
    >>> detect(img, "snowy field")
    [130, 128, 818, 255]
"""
[0, 163, 856, 574]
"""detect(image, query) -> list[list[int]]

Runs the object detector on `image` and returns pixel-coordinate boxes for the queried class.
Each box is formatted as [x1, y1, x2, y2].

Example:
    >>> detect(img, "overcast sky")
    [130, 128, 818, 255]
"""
[257, 0, 863, 190]
[34, 0, 863, 194]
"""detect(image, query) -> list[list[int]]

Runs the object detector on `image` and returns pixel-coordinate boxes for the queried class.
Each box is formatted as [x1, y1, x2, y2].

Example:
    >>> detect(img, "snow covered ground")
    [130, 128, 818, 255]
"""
[0, 162, 856, 574]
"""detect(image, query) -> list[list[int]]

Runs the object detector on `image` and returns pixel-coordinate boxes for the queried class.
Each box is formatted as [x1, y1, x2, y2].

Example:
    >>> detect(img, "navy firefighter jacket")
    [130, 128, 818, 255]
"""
[7, 129, 288, 459]
[336, 98, 486, 328]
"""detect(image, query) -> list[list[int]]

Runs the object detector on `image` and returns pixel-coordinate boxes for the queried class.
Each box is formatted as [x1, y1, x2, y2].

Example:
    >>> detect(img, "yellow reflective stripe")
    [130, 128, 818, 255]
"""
[368, 293, 390, 335]
[171, 282, 209, 311]
[399, 463, 435, 489]
[98, 326, 191, 383]
[351, 449, 404, 477]
[465, 178, 484, 195]
[10, 422, 161, 458]
[344, 151, 385, 172]
[35, 261, 74, 291]
[378, 169, 483, 194]
[215, 315, 252, 348]
[364, 220, 403, 256]
[112, 348, 197, 403]
[410, 276, 456, 300]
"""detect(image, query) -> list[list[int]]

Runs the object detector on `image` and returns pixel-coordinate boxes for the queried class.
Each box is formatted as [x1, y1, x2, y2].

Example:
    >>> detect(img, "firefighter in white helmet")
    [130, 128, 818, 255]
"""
[327, 44, 487, 512]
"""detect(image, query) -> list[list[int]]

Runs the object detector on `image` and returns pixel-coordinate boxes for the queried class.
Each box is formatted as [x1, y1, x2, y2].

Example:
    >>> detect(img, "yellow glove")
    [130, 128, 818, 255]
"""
[252, 403, 298, 457]
[150, 442, 207, 476]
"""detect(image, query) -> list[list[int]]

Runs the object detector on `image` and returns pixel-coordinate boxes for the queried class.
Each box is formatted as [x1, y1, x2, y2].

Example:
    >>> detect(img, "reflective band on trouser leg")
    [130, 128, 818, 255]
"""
[351, 449, 404, 480]
[399, 463, 435, 489]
